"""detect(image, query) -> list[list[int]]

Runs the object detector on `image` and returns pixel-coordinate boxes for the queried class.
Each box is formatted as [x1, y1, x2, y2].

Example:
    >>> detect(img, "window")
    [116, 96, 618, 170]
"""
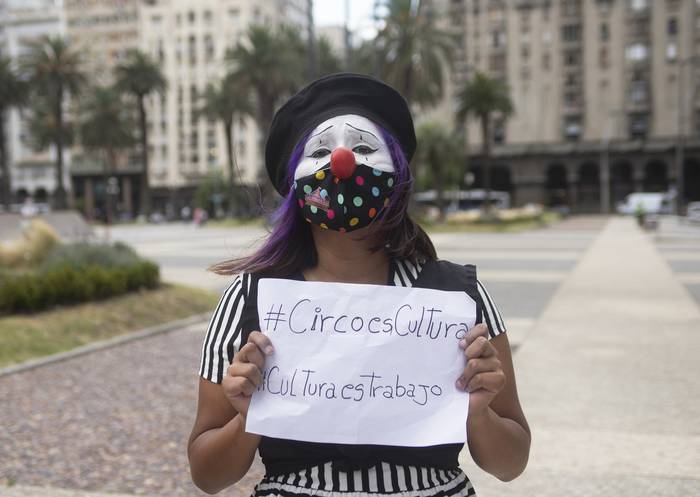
[204, 35, 214, 60]
[491, 29, 505, 48]
[562, 23, 581, 42]
[625, 43, 648, 62]
[204, 10, 212, 24]
[599, 47, 609, 68]
[563, 116, 582, 141]
[561, 0, 581, 17]
[668, 18, 678, 35]
[189, 35, 197, 64]
[630, 0, 647, 10]
[596, 0, 613, 11]
[493, 119, 505, 144]
[600, 23, 610, 41]
[521, 44, 530, 59]
[188, 11, 195, 23]
[628, 113, 648, 138]
[489, 53, 506, 72]
[151, 15, 162, 24]
[628, 81, 648, 103]
[667, 43, 678, 61]
[564, 49, 581, 66]
[543, 52, 551, 70]
[564, 90, 581, 107]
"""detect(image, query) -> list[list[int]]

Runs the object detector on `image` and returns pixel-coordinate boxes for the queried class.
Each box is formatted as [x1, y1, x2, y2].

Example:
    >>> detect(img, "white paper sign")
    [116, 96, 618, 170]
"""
[245, 278, 477, 447]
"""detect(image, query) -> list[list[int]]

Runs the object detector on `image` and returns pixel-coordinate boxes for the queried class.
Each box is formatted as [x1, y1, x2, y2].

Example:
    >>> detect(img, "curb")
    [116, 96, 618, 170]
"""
[0, 313, 209, 379]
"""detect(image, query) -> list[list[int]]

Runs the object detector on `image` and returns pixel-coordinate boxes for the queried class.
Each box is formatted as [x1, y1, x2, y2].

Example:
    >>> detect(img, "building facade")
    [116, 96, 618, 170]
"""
[138, 0, 310, 215]
[1, 0, 68, 205]
[64, 0, 141, 219]
[442, 0, 700, 212]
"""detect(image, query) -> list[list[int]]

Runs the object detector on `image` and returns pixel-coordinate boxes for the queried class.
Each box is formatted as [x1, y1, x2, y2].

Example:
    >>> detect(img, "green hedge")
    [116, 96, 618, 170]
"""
[0, 260, 159, 314]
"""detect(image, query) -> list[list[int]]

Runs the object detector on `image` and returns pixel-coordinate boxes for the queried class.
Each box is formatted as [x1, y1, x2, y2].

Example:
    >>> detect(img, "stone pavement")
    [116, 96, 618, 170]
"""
[459, 217, 700, 496]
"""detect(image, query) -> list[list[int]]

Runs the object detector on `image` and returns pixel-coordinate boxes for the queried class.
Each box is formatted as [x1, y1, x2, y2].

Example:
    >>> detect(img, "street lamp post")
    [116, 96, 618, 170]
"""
[675, 55, 700, 215]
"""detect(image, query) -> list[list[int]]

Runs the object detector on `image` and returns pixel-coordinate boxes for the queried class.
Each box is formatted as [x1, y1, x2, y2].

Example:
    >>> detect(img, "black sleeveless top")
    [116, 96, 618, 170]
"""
[235, 259, 489, 476]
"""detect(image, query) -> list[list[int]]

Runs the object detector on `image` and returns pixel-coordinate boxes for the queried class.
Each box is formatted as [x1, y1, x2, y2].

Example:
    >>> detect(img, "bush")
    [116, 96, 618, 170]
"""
[40, 242, 141, 271]
[0, 261, 160, 314]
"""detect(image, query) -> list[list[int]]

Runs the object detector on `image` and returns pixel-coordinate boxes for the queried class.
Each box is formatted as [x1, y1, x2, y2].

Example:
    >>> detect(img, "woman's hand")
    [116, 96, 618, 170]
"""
[221, 331, 274, 421]
[456, 323, 506, 419]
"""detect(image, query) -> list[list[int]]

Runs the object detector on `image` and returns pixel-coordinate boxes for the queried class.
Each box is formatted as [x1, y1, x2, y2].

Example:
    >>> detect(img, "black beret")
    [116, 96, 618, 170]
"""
[264, 72, 417, 196]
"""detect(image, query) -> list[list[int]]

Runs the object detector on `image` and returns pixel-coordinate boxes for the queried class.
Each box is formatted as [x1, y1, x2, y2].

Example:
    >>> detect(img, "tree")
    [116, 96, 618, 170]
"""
[79, 85, 135, 223]
[456, 71, 513, 214]
[375, 0, 455, 107]
[197, 73, 253, 216]
[21, 36, 85, 209]
[317, 36, 342, 76]
[0, 56, 28, 209]
[228, 25, 305, 136]
[416, 122, 464, 221]
[115, 50, 167, 218]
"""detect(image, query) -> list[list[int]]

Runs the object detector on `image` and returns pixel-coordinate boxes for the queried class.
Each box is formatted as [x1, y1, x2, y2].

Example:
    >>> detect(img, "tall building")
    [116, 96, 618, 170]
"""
[138, 0, 310, 213]
[442, 0, 700, 212]
[1, 0, 68, 204]
[64, 0, 141, 219]
[64, 0, 140, 83]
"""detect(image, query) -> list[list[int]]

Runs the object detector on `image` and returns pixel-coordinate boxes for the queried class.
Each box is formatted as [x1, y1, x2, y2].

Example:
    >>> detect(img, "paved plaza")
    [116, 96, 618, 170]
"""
[1, 216, 699, 497]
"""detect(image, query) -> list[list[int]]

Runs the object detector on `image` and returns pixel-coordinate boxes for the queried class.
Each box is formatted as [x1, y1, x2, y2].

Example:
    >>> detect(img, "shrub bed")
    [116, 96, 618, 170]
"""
[0, 243, 160, 314]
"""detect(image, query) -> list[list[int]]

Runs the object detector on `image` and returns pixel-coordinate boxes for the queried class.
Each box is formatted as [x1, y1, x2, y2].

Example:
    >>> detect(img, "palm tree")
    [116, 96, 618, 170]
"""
[376, 0, 455, 107]
[79, 85, 134, 224]
[317, 36, 342, 76]
[197, 73, 253, 216]
[457, 71, 513, 214]
[115, 50, 167, 218]
[21, 35, 85, 209]
[416, 122, 464, 221]
[228, 25, 305, 136]
[0, 56, 28, 209]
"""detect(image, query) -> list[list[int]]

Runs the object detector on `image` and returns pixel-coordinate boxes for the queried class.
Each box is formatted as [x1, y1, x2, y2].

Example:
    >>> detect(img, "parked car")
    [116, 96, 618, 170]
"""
[686, 202, 700, 224]
[616, 192, 673, 215]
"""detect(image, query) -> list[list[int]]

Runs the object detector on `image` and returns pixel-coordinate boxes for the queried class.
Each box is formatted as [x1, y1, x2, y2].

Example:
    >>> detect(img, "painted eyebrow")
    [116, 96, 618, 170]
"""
[309, 125, 333, 139]
[345, 123, 379, 140]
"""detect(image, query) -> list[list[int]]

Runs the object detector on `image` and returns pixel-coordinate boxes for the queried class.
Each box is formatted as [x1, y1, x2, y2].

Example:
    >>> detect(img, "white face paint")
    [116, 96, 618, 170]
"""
[293, 114, 395, 181]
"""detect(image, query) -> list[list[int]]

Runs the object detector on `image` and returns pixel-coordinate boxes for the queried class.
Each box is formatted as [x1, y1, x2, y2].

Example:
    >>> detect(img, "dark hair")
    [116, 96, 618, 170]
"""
[209, 125, 436, 277]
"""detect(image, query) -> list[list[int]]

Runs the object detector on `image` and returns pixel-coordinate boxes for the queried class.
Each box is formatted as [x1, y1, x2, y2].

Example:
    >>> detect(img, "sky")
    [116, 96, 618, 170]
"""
[314, 0, 377, 31]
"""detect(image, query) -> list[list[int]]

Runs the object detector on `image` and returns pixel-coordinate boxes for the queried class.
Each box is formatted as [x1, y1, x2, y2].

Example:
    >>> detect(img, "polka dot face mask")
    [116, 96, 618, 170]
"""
[292, 114, 397, 233]
[294, 163, 395, 232]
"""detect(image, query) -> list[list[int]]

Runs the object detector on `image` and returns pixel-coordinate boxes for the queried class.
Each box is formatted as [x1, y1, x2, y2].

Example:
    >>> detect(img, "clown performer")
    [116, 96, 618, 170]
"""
[188, 73, 530, 497]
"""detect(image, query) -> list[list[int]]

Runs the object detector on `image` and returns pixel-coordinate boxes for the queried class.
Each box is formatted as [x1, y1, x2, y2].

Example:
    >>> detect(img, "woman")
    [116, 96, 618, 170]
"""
[187, 73, 530, 496]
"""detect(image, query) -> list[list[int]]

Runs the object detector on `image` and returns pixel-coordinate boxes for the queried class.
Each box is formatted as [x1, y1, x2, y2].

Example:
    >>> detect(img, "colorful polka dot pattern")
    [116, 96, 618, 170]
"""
[293, 164, 396, 233]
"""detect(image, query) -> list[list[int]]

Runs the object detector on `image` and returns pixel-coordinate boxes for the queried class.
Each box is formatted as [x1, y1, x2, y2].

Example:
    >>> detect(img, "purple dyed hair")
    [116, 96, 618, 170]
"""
[210, 124, 436, 277]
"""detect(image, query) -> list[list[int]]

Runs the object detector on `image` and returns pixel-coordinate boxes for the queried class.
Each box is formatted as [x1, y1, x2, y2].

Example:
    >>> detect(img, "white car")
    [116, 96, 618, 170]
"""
[686, 202, 700, 224]
[616, 192, 672, 215]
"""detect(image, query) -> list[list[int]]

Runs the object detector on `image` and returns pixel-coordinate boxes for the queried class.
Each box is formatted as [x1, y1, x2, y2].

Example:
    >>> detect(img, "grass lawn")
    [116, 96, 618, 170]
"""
[420, 212, 562, 233]
[0, 284, 218, 369]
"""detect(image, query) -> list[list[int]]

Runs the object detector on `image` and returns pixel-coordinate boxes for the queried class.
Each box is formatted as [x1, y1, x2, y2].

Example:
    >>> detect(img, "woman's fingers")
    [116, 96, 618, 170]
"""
[456, 356, 501, 390]
[248, 331, 274, 356]
[459, 323, 488, 350]
[236, 342, 265, 369]
[466, 371, 506, 394]
[228, 362, 263, 388]
[223, 374, 257, 397]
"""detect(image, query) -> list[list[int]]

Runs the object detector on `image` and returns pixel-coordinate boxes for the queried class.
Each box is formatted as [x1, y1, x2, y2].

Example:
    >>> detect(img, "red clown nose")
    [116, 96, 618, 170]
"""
[330, 147, 356, 179]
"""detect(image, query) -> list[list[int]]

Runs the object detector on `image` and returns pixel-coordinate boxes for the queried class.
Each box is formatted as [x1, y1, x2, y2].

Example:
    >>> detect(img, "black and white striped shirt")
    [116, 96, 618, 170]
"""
[199, 259, 506, 385]
[197, 259, 506, 497]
